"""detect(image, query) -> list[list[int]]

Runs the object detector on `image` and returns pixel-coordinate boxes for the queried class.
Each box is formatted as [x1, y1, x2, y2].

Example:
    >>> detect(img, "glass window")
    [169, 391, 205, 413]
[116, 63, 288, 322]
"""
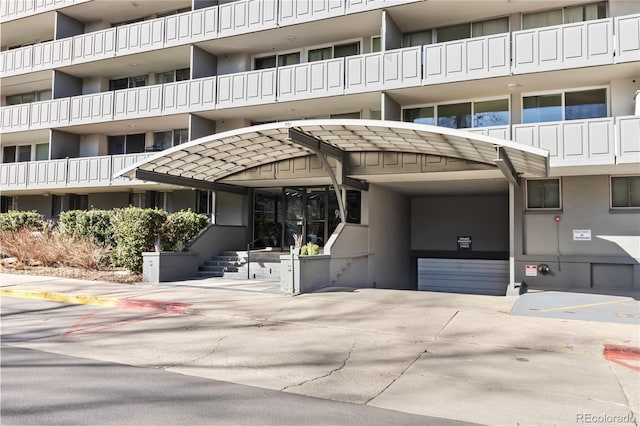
[108, 136, 125, 155]
[611, 176, 640, 208]
[6, 95, 23, 105]
[125, 133, 145, 153]
[109, 78, 128, 91]
[129, 75, 147, 88]
[438, 102, 472, 129]
[52, 195, 64, 217]
[403, 30, 432, 47]
[404, 107, 435, 125]
[565, 2, 606, 23]
[472, 17, 509, 37]
[17, 145, 31, 162]
[174, 129, 189, 145]
[151, 131, 172, 152]
[346, 190, 361, 224]
[523, 9, 563, 30]
[1, 196, 14, 213]
[308, 47, 332, 62]
[158, 71, 175, 83]
[3, 146, 16, 163]
[437, 23, 470, 43]
[35, 143, 49, 161]
[565, 88, 607, 120]
[334, 42, 359, 58]
[331, 112, 360, 119]
[527, 179, 561, 209]
[175, 68, 190, 81]
[69, 194, 88, 210]
[278, 52, 301, 66]
[196, 190, 212, 215]
[474, 99, 509, 127]
[38, 90, 51, 101]
[21, 93, 36, 104]
[523, 94, 562, 123]
[372, 36, 381, 52]
[255, 55, 276, 70]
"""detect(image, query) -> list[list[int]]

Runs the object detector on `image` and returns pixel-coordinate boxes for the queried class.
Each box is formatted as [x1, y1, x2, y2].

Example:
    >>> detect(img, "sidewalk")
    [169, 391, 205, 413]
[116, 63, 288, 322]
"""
[2, 272, 639, 425]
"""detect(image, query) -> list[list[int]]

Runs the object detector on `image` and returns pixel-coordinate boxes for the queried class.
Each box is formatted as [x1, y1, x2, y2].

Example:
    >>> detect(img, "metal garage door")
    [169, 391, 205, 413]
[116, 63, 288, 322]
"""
[418, 258, 509, 296]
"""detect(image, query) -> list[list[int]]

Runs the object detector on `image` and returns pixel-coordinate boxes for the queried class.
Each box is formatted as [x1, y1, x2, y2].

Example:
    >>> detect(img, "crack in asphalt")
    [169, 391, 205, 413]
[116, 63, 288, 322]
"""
[606, 359, 639, 426]
[281, 343, 356, 392]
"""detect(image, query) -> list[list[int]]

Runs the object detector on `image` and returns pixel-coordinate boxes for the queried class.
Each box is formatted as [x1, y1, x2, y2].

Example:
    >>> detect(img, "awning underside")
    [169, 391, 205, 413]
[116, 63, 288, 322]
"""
[117, 120, 549, 185]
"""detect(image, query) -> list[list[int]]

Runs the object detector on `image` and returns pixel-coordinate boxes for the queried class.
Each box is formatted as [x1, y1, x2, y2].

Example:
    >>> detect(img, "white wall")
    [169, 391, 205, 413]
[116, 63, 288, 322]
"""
[217, 52, 250, 75]
[79, 134, 107, 157]
[610, 77, 640, 117]
[82, 76, 109, 95]
[216, 191, 246, 226]
[367, 184, 411, 289]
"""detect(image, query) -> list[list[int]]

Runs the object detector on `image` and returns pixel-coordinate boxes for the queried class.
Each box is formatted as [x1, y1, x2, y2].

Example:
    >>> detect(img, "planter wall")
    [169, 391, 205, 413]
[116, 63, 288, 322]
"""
[142, 251, 199, 283]
[280, 254, 330, 294]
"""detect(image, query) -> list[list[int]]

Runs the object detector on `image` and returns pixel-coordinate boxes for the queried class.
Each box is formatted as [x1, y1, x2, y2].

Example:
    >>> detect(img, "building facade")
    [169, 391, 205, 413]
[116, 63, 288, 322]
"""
[1, 0, 639, 294]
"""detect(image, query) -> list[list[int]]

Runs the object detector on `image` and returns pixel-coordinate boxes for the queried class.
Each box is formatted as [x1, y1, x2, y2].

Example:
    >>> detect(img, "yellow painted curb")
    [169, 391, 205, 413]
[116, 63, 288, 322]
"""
[0, 288, 118, 308]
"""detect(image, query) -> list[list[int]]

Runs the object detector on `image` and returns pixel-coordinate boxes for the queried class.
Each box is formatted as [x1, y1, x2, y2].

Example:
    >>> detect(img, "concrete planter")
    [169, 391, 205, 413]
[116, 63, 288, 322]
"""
[142, 251, 199, 283]
[280, 254, 331, 294]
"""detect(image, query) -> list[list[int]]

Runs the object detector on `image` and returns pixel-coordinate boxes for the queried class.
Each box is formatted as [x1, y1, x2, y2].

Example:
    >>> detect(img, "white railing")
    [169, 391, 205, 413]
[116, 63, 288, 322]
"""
[113, 85, 163, 120]
[279, 0, 344, 26]
[277, 58, 344, 101]
[615, 115, 640, 164]
[345, 0, 420, 13]
[0, 153, 154, 191]
[217, 69, 276, 108]
[0, 45, 33, 75]
[423, 33, 510, 84]
[0, 103, 30, 132]
[512, 18, 614, 74]
[69, 92, 113, 125]
[513, 117, 615, 166]
[30, 98, 70, 129]
[1, 0, 88, 23]
[116, 18, 165, 55]
[218, 0, 277, 38]
[71, 28, 116, 64]
[465, 125, 511, 140]
[615, 14, 640, 64]
[165, 6, 218, 46]
[32, 38, 73, 71]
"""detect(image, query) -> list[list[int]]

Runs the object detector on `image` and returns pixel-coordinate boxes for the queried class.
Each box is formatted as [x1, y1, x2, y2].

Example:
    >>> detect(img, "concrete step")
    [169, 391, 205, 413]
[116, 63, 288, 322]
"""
[199, 265, 240, 272]
[223, 272, 280, 281]
[197, 271, 225, 278]
[203, 260, 242, 267]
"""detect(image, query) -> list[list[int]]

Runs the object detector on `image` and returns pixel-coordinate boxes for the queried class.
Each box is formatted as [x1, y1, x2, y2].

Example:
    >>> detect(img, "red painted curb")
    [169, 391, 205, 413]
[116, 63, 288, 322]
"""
[115, 298, 191, 314]
[603, 344, 640, 372]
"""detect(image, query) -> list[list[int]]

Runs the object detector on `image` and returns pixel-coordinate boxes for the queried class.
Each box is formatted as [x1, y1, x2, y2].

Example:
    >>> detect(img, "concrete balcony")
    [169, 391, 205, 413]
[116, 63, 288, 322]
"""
[278, 0, 344, 26]
[164, 6, 218, 46]
[217, 69, 276, 108]
[423, 33, 510, 84]
[345, 46, 422, 94]
[71, 28, 116, 64]
[163, 76, 217, 114]
[0, 0, 89, 23]
[0, 153, 154, 191]
[218, 0, 277, 37]
[615, 14, 640, 64]
[513, 117, 615, 167]
[616, 115, 640, 164]
[512, 18, 614, 74]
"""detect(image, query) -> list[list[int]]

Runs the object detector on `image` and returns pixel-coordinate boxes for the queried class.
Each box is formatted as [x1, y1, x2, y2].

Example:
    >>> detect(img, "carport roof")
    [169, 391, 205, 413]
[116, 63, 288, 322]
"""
[116, 119, 549, 186]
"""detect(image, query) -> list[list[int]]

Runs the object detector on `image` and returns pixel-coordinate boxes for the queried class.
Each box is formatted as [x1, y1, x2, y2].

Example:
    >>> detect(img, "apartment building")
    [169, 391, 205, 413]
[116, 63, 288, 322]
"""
[1, 0, 639, 294]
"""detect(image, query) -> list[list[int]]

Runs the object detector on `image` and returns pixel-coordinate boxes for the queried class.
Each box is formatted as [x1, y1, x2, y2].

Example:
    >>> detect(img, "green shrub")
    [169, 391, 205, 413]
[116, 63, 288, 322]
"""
[162, 209, 209, 251]
[0, 210, 44, 232]
[110, 207, 167, 272]
[58, 209, 115, 247]
[300, 242, 320, 256]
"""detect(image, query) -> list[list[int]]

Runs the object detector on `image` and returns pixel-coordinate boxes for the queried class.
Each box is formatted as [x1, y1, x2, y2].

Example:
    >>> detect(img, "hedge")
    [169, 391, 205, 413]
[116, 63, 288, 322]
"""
[0, 211, 44, 233]
[110, 207, 167, 273]
[58, 209, 115, 247]
[162, 209, 209, 252]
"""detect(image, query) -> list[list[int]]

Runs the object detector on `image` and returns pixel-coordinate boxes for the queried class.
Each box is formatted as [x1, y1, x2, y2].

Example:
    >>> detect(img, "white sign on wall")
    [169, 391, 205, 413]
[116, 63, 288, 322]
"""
[573, 229, 592, 241]
[525, 264, 538, 277]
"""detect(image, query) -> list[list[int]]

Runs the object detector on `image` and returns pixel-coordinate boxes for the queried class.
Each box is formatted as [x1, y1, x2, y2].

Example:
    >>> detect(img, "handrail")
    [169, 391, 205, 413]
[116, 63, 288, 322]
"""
[246, 238, 260, 279]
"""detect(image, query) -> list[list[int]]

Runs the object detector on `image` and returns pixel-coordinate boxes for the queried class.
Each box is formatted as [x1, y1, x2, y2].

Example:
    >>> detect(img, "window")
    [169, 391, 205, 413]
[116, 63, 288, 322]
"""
[523, 89, 607, 123]
[527, 179, 561, 209]
[309, 42, 359, 62]
[3, 146, 16, 163]
[108, 134, 145, 155]
[6, 90, 51, 106]
[308, 47, 332, 62]
[523, 2, 606, 29]
[611, 176, 640, 208]
[69, 194, 88, 211]
[254, 52, 300, 70]
[0, 196, 15, 213]
[437, 23, 471, 43]
[371, 36, 381, 53]
[35, 143, 49, 161]
[403, 17, 508, 46]
[51, 194, 87, 216]
[330, 112, 361, 119]
[196, 190, 213, 215]
[404, 99, 509, 129]
[174, 129, 189, 145]
[403, 30, 432, 47]
[109, 75, 147, 91]
[158, 68, 190, 83]
[150, 129, 189, 151]
[17, 146, 31, 162]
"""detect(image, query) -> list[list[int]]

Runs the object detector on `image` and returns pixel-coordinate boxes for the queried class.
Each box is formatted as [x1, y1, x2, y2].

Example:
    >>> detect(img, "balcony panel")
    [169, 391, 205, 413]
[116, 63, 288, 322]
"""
[513, 18, 613, 74]
[345, 52, 383, 94]
[188, 76, 217, 112]
[28, 159, 67, 187]
[616, 14, 640, 63]
[72, 28, 116, 64]
[34, 0, 74, 14]
[218, 0, 277, 38]
[68, 155, 113, 186]
[513, 118, 615, 166]
[217, 69, 275, 108]
[346, 0, 420, 13]
[29, 98, 70, 129]
[465, 126, 510, 140]
[424, 34, 510, 85]
[162, 80, 191, 114]
[116, 18, 165, 55]
[616, 115, 640, 164]
[165, 6, 218, 46]
[0, 163, 28, 189]
[113, 86, 163, 120]
[32, 38, 73, 71]
[70, 92, 113, 125]
[0, 0, 35, 22]
[383, 46, 421, 89]
[0, 104, 31, 133]
[279, 0, 344, 26]
[0, 45, 33, 76]
[277, 58, 344, 101]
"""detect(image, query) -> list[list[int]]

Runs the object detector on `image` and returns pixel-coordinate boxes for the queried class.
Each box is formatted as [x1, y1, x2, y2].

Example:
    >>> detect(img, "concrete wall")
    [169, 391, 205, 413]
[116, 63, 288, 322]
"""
[411, 195, 509, 253]
[381, 92, 401, 121]
[192, 46, 218, 79]
[88, 192, 129, 210]
[50, 130, 80, 159]
[190, 224, 248, 265]
[79, 134, 108, 157]
[14, 195, 50, 217]
[367, 184, 411, 289]
[325, 223, 371, 288]
[55, 12, 84, 39]
[217, 52, 250, 75]
[168, 190, 196, 212]
[611, 78, 640, 117]
[82, 76, 109, 95]
[216, 191, 245, 225]
[190, 115, 216, 140]
[53, 71, 82, 98]
[382, 10, 402, 51]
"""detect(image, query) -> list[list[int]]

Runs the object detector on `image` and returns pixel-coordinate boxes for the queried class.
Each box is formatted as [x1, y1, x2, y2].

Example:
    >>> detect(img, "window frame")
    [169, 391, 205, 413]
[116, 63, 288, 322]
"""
[521, 86, 609, 124]
[252, 47, 302, 70]
[521, 2, 607, 30]
[525, 178, 563, 211]
[402, 95, 511, 129]
[610, 175, 640, 209]
[1, 142, 49, 162]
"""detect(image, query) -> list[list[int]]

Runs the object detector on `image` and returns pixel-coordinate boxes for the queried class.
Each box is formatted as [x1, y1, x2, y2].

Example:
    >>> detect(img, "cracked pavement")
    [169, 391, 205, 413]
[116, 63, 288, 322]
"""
[2, 273, 639, 425]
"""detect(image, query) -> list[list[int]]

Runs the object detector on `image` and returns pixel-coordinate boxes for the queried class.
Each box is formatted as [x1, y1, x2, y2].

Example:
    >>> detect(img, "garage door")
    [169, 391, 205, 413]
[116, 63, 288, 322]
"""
[418, 258, 509, 296]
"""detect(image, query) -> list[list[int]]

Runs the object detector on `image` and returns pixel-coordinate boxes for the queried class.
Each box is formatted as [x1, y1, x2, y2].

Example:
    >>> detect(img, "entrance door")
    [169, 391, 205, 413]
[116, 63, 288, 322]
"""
[284, 188, 305, 248]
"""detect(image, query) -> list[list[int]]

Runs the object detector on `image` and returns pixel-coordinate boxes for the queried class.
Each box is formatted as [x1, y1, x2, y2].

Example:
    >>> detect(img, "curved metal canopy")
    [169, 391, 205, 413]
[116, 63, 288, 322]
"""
[116, 119, 549, 185]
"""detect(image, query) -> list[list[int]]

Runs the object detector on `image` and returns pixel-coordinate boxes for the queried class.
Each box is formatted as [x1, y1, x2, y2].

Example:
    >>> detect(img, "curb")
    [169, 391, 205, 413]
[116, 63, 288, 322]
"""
[0, 288, 191, 314]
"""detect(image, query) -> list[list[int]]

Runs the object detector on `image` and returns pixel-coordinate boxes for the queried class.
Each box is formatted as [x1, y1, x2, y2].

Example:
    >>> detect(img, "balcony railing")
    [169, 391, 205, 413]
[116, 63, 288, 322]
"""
[277, 58, 345, 101]
[0, 153, 154, 191]
[616, 115, 640, 164]
[0, 0, 90, 23]
[513, 117, 616, 167]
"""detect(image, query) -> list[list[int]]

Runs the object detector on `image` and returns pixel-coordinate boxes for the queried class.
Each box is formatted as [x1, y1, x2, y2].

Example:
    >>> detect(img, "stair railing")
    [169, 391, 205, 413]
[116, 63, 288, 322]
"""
[246, 239, 260, 279]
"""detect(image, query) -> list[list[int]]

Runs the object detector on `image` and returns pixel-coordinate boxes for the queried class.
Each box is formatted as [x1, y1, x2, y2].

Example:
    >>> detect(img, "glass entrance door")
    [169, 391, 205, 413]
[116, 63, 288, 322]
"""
[284, 188, 304, 248]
